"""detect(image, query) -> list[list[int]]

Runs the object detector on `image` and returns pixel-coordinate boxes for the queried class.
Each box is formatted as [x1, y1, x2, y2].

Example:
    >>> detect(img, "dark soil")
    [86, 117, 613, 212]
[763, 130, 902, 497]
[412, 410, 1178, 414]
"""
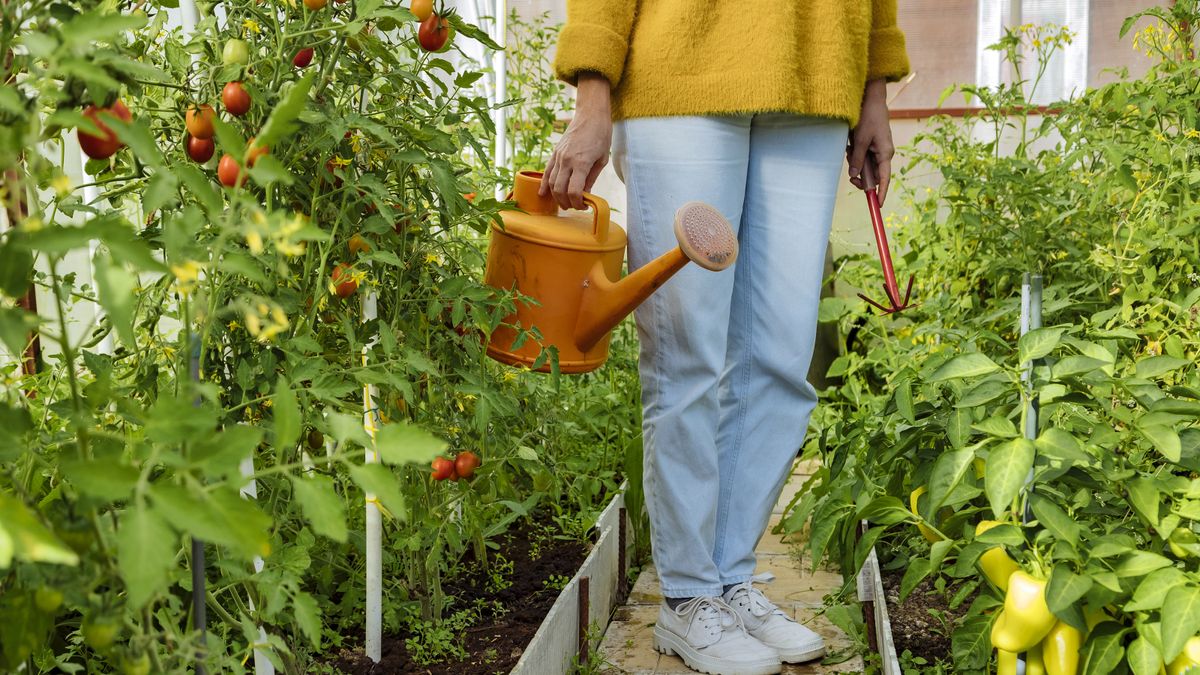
[328, 518, 590, 675]
[881, 570, 969, 662]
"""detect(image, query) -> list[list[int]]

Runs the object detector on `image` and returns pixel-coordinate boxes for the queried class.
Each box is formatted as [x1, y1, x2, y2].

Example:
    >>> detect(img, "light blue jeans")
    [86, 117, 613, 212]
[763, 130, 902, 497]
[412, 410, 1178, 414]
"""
[612, 114, 847, 598]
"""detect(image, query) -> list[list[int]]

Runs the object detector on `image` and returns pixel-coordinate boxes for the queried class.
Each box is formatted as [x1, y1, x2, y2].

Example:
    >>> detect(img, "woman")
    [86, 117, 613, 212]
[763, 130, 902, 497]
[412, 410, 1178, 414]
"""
[541, 3, 909, 674]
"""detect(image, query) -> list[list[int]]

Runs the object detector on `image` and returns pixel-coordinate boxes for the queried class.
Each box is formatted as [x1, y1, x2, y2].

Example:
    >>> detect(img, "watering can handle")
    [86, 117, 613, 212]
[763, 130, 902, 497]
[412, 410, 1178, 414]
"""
[582, 193, 610, 239]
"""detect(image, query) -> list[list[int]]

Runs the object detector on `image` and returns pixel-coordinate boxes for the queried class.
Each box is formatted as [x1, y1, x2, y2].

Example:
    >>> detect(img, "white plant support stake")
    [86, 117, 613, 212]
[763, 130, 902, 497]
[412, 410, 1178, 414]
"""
[492, 0, 507, 199]
[362, 288, 382, 663]
[238, 456, 276, 675]
[1016, 272, 1042, 675]
[80, 159, 114, 355]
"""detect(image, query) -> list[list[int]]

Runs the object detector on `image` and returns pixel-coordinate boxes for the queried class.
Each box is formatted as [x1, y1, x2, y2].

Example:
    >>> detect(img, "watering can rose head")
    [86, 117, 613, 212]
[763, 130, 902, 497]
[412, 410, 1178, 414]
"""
[483, 170, 737, 374]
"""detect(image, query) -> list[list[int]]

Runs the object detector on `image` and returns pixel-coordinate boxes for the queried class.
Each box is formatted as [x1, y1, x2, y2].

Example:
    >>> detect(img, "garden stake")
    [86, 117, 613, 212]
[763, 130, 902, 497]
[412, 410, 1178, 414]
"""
[856, 161, 916, 315]
[189, 337, 207, 675]
[238, 456, 276, 675]
[363, 258, 383, 664]
[1016, 272, 1043, 675]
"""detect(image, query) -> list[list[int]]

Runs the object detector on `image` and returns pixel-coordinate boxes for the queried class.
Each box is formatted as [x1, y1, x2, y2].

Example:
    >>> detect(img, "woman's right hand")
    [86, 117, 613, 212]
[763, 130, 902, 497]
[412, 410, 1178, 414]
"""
[540, 72, 613, 211]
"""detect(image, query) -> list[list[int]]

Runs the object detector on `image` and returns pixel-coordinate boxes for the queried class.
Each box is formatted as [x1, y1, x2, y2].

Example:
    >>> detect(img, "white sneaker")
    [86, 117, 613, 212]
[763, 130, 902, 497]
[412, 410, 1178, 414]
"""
[722, 581, 826, 663]
[653, 597, 782, 675]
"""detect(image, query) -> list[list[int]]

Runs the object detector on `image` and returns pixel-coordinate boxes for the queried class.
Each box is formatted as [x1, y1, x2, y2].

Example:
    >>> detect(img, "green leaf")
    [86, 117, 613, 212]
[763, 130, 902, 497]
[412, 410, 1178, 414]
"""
[1018, 327, 1065, 364]
[151, 485, 271, 559]
[1126, 567, 1186, 612]
[859, 496, 909, 526]
[1030, 493, 1080, 544]
[900, 558, 932, 600]
[142, 171, 179, 213]
[1138, 424, 1181, 463]
[0, 237, 34, 298]
[0, 305, 38, 359]
[348, 464, 406, 520]
[289, 476, 347, 543]
[948, 408, 972, 449]
[374, 422, 447, 466]
[1045, 564, 1092, 615]
[1081, 622, 1126, 675]
[929, 352, 1001, 382]
[117, 506, 176, 608]
[1052, 356, 1111, 379]
[106, 118, 164, 168]
[62, 10, 148, 46]
[1161, 584, 1200, 661]
[293, 591, 322, 647]
[93, 253, 137, 348]
[972, 415, 1019, 439]
[326, 412, 372, 448]
[951, 612, 993, 670]
[985, 438, 1035, 518]
[1115, 551, 1172, 577]
[1126, 478, 1161, 529]
[1035, 428, 1089, 463]
[0, 493, 78, 567]
[956, 379, 1011, 408]
[894, 379, 915, 423]
[255, 71, 316, 150]
[273, 378, 301, 452]
[248, 155, 294, 187]
[1136, 355, 1191, 379]
[59, 459, 139, 501]
[1127, 637, 1162, 675]
[928, 446, 976, 512]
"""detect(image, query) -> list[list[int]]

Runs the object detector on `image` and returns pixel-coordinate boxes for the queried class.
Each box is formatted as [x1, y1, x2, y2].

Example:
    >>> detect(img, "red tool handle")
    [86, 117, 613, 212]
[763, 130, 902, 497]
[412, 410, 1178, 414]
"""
[862, 161, 901, 307]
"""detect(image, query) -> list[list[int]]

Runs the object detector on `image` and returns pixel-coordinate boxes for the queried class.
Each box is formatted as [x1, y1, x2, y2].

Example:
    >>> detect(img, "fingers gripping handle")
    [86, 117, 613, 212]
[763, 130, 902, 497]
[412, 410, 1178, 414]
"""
[861, 157, 879, 192]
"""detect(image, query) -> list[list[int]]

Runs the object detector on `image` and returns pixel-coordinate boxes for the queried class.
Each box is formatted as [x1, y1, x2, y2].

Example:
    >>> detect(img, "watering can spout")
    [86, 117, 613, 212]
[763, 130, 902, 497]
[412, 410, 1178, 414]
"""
[574, 248, 690, 352]
[576, 201, 740, 352]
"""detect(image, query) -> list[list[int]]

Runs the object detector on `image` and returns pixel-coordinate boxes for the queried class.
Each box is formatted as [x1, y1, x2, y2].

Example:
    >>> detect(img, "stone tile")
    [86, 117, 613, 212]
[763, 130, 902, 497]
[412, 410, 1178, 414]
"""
[628, 564, 663, 606]
[793, 458, 821, 476]
[752, 559, 845, 609]
[757, 513, 809, 556]
[597, 605, 660, 674]
[773, 472, 818, 515]
[782, 610, 865, 674]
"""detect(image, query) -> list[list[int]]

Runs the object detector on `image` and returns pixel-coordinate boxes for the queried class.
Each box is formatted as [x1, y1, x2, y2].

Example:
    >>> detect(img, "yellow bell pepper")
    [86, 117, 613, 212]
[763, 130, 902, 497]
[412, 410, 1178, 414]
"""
[1169, 636, 1200, 675]
[910, 486, 943, 543]
[1042, 621, 1082, 675]
[997, 645, 1045, 675]
[991, 572, 1057, 653]
[977, 520, 1021, 592]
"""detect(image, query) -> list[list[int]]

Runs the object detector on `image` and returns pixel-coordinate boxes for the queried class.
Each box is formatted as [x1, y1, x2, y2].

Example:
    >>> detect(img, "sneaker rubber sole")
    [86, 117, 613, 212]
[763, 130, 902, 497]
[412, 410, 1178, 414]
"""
[652, 625, 782, 675]
[775, 643, 826, 664]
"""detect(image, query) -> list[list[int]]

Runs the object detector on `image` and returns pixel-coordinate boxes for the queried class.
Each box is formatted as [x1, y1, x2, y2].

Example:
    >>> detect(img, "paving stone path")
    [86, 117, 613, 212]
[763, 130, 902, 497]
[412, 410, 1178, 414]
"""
[597, 460, 866, 674]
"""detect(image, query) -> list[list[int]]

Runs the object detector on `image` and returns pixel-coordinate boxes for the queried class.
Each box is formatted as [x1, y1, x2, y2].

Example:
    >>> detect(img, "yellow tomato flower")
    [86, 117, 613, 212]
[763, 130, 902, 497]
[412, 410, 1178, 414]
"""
[242, 19, 261, 34]
[51, 174, 72, 196]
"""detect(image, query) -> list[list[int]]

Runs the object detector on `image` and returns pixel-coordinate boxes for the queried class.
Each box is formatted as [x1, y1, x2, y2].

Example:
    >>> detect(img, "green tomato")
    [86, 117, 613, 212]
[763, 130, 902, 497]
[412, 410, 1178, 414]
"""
[222, 39, 250, 66]
[121, 653, 152, 675]
[35, 587, 64, 613]
[82, 616, 120, 651]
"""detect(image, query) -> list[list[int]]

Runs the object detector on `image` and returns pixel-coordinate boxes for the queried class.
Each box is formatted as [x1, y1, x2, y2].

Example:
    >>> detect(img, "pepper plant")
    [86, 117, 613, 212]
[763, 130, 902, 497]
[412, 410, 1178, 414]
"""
[786, 5, 1200, 674]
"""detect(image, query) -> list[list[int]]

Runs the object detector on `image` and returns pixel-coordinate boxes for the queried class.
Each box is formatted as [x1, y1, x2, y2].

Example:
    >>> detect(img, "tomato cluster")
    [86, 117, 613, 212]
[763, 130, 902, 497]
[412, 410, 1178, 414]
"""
[431, 451, 480, 481]
[78, 100, 132, 160]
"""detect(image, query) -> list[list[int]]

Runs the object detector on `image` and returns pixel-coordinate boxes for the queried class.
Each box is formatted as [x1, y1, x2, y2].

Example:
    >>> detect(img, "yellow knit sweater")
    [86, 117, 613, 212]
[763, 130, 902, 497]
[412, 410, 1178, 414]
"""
[553, 1, 910, 127]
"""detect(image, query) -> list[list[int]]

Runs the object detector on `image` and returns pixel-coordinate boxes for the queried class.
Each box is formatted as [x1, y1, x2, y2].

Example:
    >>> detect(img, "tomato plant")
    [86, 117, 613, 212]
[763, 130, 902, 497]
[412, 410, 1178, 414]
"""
[418, 14, 450, 52]
[221, 80, 251, 116]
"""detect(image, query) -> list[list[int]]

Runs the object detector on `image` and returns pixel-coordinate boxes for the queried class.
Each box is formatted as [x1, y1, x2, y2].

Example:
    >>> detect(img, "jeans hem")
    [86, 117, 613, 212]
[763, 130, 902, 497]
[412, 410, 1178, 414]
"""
[661, 585, 727, 599]
[718, 574, 754, 587]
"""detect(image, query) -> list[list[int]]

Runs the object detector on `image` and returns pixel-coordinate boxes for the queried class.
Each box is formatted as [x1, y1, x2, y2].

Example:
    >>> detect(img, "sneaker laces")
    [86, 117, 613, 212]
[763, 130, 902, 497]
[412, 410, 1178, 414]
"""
[678, 596, 744, 643]
[727, 579, 786, 620]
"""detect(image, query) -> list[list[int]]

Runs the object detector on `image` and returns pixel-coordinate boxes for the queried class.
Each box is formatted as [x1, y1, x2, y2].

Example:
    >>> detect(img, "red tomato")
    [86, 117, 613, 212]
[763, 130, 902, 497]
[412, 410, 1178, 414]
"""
[217, 153, 245, 187]
[185, 104, 216, 139]
[410, 0, 433, 20]
[431, 456, 455, 481]
[454, 452, 480, 479]
[222, 81, 251, 117]
[324, 159, 344, 188]
[293, 47, 314, 68]
[331, 263, 357, 298]
[186, 135, 215, 163]
[78, 101, 132, 159]
[418, 14, 449, 52]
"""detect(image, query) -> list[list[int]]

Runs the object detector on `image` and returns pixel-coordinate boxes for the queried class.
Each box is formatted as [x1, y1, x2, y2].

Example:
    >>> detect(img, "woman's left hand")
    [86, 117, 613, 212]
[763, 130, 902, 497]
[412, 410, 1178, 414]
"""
[848, 78, 895, 205]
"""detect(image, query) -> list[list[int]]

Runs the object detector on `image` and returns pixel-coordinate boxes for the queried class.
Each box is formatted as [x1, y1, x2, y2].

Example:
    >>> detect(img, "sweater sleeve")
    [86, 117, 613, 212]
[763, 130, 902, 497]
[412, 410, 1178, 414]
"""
[866, 0, 911, 82]
[553, 0, 637, 88]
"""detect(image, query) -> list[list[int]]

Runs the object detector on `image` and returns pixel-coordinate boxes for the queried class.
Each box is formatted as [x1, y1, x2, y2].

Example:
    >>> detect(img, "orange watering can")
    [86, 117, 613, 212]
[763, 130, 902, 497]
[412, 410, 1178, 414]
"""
[484, 170, 738, 373]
